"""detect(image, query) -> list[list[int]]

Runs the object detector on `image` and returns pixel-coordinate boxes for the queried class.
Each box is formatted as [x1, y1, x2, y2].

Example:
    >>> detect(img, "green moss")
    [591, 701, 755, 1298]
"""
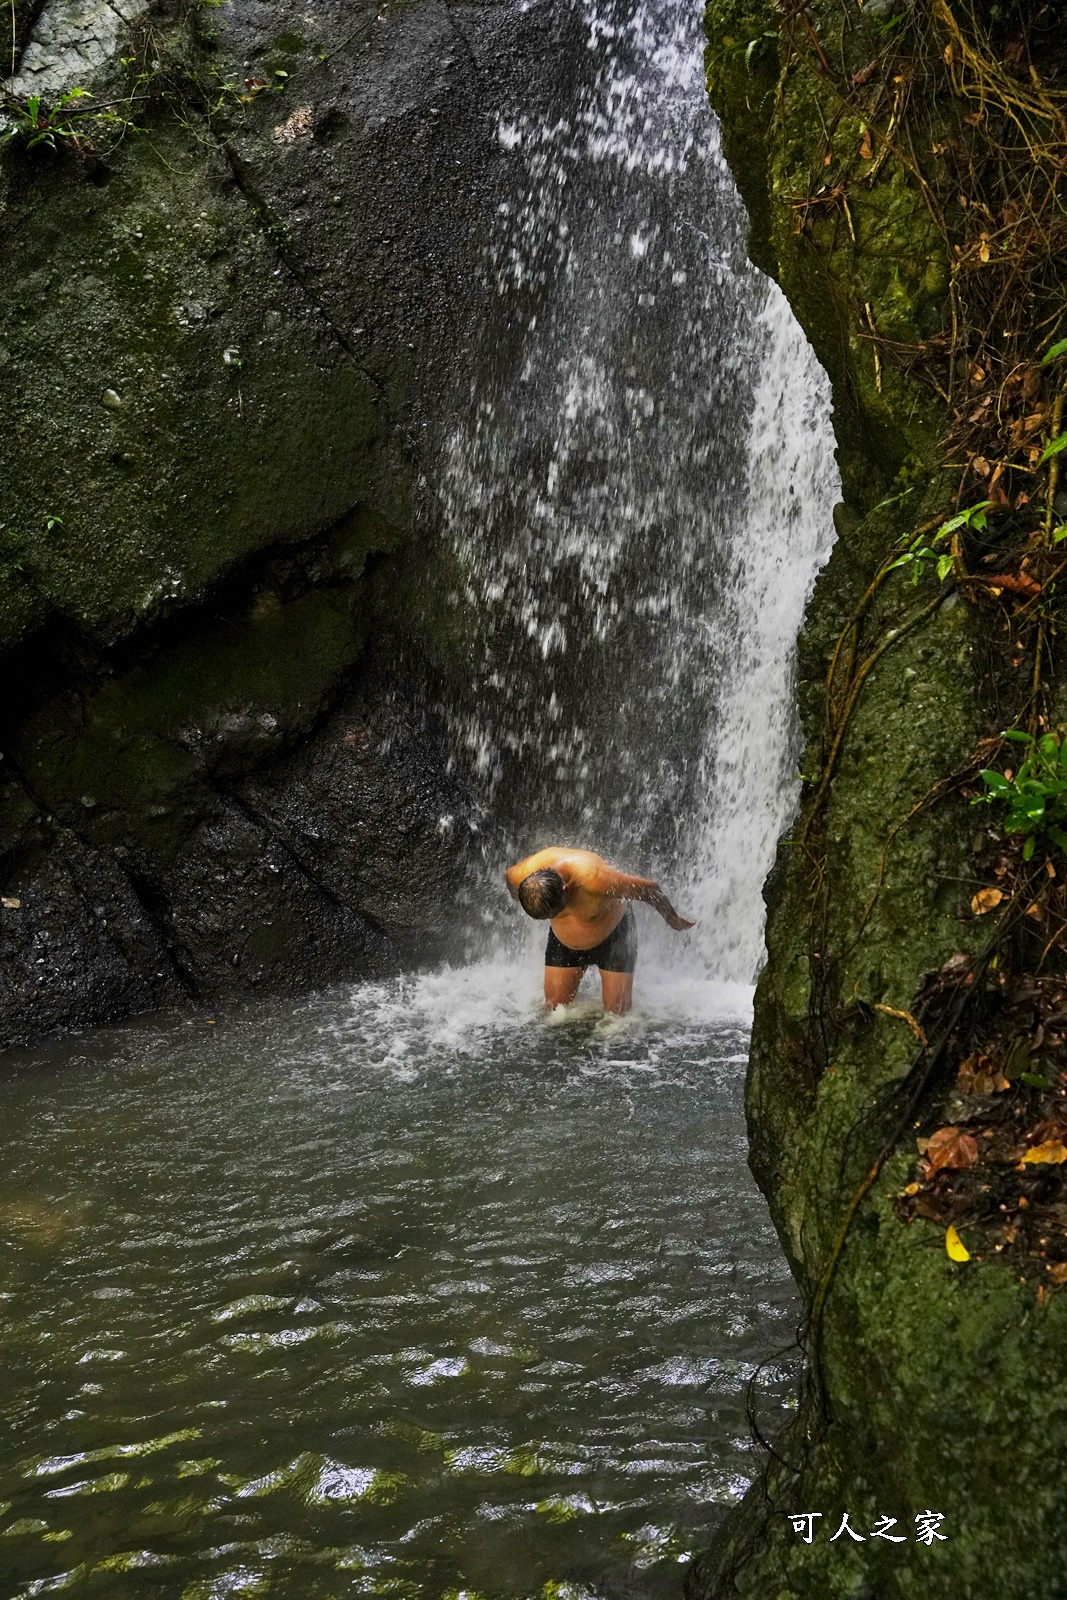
[697, 2, 1067, 1594]
[706, 0, 949, 503]
[0, 118, 398, 657]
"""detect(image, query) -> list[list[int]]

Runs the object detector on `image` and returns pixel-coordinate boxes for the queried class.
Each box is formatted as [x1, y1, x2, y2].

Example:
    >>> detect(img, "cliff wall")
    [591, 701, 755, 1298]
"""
[0, 0, 572, 1045]
[693, 3, 1067, 1596]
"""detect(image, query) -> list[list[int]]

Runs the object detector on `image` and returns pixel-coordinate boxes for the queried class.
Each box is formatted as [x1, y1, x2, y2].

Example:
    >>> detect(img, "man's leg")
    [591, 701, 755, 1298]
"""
[599, 969, 633, 1015]
[545, 965, 583, 1009]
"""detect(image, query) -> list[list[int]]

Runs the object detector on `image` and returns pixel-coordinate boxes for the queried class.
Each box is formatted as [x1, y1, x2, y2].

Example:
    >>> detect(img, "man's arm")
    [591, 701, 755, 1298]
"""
[598, 868, 695, 931]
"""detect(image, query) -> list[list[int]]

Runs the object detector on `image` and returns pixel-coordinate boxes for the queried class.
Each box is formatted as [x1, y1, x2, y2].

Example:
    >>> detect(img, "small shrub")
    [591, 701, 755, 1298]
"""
[974, 730, 1067, 859]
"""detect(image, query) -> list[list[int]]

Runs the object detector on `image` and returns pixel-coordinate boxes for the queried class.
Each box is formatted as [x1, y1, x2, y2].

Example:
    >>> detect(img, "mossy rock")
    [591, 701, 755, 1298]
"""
[696, 1, 1067, 1594]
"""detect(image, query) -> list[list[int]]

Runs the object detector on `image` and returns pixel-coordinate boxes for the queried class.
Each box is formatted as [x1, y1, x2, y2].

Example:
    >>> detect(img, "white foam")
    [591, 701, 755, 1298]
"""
[321, 951, 751, 1074]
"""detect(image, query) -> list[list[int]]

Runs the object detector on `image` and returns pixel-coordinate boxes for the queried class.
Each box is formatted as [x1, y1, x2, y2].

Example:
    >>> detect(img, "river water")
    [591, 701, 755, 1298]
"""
[0, 972, 798, 1599]
[0, 0, 838, 1594]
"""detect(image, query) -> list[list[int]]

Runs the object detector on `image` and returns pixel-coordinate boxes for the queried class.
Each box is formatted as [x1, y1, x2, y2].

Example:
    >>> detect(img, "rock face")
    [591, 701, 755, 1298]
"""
[0, 0, 571, 1047]
[691, 3, 1067, 1597]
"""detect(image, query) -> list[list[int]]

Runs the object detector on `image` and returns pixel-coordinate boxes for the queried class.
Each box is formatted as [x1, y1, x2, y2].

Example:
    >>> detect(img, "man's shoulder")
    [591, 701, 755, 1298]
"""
[549, 847, 605, 872]
[510, 845, 606, 880]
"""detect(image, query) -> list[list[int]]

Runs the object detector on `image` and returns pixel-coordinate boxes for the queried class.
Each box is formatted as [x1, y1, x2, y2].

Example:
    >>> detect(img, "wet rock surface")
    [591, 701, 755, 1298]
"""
[0, 823, 184, 1042]
[0, 673, 473, 1045]
[0, 0, 564, 1046]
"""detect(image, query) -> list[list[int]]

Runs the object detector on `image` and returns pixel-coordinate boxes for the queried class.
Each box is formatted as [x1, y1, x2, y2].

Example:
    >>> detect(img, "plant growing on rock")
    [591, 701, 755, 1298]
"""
[0, 84, 152, 164]
[888, 499, 991, 584]
[0, 88, 90, 151]
[975, 730, 1067, 859]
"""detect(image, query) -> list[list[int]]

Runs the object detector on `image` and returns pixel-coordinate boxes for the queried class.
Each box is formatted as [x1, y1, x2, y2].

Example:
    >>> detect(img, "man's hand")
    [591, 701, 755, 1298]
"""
[665, 911, 696, 931]
[640, 882, 695, 930]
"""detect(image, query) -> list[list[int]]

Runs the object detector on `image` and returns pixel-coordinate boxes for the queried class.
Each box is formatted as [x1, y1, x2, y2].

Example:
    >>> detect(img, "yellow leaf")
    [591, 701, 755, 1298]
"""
[971, 887, 1004, 915]
[946, 1225, 970, 1262]
[979, 241, 990, 263]
[1020, 1139, 1067, 1166]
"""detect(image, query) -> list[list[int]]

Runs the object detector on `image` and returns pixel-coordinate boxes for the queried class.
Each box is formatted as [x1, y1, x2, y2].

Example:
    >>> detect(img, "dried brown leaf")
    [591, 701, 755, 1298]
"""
[927, 1125, 980, 1173]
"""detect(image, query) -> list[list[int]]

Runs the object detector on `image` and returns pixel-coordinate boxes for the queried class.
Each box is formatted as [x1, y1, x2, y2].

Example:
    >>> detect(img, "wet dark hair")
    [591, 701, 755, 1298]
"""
[517, 868, 567, 920]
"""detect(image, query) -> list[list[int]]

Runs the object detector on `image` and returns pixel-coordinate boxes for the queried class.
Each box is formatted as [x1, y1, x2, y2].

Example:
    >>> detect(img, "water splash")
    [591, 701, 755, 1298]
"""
[430, 0, 838, 984]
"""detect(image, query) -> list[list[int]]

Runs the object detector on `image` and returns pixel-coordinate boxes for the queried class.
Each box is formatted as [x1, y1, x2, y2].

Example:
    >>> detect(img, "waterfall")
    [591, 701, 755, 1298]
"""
[676, 289, 838, 980]
[428, 0, 838, 984]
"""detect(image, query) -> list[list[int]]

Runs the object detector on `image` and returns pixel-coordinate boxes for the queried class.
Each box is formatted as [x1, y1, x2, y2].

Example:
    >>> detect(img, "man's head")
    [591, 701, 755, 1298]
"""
[517, 868, 567, 920]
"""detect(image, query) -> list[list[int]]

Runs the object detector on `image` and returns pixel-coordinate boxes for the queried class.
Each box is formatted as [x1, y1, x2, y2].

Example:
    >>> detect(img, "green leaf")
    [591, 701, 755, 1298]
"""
[979, 771, 1012, 798]
[873, 487, 916, 513]
[938, 501, 991, 538]
[1020, 1071, 1053, 1091]
[1024, 835, 1036, 860]
[1048, 825, 1067, 850]
[1042, 338, 1067, 365]
[1001, 729, 1033, 744]
[1053, 523, 1067, 546]
[936, 553, 954, 581]
[1039, 433, 1067, 465]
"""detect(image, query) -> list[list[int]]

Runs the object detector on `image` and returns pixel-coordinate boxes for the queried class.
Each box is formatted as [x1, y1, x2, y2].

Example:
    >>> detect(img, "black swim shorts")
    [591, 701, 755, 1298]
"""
[544, 907, 638, 974]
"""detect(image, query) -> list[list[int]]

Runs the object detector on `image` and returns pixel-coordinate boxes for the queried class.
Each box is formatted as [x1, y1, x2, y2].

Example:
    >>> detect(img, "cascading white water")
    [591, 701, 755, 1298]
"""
[432, 0, 838, 985]
[676, 289, 838, 980]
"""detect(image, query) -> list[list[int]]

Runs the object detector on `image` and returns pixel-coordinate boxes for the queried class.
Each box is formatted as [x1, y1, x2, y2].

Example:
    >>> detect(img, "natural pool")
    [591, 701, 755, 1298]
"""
[0, 964, 798, 1599]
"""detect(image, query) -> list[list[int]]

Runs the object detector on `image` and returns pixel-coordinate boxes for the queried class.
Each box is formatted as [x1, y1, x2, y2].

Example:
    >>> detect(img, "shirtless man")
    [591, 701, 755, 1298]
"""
[505, 846, 695, 1015]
